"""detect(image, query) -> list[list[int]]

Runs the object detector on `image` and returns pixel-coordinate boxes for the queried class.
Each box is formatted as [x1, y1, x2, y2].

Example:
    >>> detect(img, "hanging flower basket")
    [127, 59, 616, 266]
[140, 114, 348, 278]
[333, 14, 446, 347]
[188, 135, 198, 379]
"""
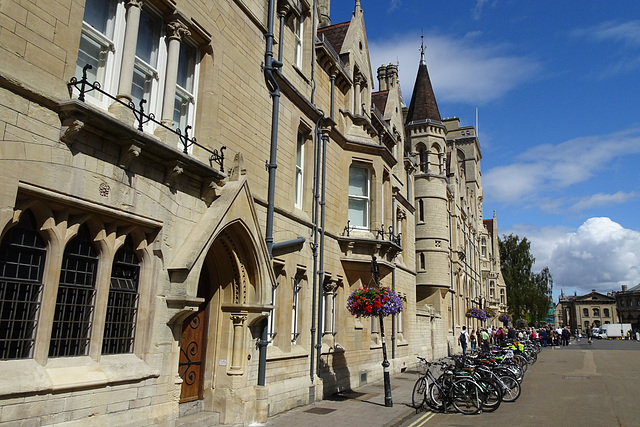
[485, 307, 497, 318]
[498, 315, 512, 323]
[465, 307, 487, 320]
[347, 285, 404, 318]
[515, 319, 526, 328]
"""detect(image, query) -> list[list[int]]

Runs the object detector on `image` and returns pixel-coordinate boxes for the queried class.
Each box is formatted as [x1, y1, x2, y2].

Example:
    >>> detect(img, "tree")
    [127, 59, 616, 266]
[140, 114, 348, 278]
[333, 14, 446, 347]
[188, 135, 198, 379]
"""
[499, 234, 552, 324]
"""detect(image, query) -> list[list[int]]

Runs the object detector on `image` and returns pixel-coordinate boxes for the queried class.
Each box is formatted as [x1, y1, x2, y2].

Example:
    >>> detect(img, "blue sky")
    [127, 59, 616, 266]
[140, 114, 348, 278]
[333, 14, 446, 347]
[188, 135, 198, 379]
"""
[331, 1, 640, 300]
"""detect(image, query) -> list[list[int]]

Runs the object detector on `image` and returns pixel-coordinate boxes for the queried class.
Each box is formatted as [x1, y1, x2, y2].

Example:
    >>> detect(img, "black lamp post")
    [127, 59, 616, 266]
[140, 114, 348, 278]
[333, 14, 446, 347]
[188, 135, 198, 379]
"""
[371, 255, 393, 407]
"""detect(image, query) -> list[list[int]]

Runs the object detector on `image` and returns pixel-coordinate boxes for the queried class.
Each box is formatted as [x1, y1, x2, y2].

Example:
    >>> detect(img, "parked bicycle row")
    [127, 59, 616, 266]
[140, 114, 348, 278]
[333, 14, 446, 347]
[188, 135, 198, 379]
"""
[411, 338, 541, 415]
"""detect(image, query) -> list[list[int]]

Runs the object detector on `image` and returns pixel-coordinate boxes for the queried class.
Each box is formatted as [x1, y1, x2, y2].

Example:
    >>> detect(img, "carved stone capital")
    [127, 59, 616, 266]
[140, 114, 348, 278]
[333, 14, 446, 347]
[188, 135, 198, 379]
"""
[166, 20, 191, 41]
[125, 0, 143, 9]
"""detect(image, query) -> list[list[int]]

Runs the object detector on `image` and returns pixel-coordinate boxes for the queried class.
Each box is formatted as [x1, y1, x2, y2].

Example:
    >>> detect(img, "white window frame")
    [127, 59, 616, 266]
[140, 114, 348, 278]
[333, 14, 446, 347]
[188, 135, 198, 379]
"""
[131, 4, 166, 130]
[267, 285, 277, 346]
[76, 0, 200, 138]
[76, 0, 125, 109]
[173, 41, 199, 137]
[294, 14, 303, 69]
[295, 131, 304, 209]
[291, 277, 301, 344]
[348, 165, 370, 230]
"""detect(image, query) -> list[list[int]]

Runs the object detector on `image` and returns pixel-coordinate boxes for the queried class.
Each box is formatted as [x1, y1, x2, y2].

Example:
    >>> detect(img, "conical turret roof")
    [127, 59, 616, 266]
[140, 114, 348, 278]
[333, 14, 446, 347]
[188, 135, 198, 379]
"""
[405, 46, 441, 125]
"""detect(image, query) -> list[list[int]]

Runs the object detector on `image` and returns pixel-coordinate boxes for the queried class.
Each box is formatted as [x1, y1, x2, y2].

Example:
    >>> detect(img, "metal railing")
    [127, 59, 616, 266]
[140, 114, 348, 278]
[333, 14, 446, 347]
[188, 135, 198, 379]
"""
[343, 220, 401, 246]
[68, 64, 226, 172]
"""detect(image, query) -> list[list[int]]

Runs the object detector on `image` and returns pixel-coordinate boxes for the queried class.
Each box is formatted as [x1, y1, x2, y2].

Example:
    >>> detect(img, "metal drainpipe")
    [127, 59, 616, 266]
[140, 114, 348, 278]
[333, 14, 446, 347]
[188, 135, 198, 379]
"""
[391, 197, 396, 359]
[258, 0, 282, 387]
[449, 196, 455, 338]
[278, 9, 285, 62]
[316, 126, 328, 376]
[264, 0, 283, 260]
[309, 113, 324, 382]
[330, 74, 335, 119]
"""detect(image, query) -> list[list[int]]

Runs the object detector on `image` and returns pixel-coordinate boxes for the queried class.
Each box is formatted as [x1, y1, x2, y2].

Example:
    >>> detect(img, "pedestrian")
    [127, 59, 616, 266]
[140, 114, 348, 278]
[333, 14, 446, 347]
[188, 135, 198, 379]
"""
[540, 328, 547, 347]
[586, 327, 592, 344]
[458, 326, 469, 355]
[481, 328, 490, 352]
[470, 329, 477, 351]
[561, 326, 570, 346]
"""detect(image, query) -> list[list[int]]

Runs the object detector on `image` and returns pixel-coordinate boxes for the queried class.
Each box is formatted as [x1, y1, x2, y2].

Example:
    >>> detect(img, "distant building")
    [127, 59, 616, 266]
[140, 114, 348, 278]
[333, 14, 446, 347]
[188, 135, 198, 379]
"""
[613, 284, 640, 331]
[557, 290, 617, 332]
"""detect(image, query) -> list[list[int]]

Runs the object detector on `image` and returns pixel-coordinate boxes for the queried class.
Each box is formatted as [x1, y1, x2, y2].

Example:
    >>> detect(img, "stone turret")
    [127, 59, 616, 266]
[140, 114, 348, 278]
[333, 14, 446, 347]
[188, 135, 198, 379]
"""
[318, 0, 331, 28]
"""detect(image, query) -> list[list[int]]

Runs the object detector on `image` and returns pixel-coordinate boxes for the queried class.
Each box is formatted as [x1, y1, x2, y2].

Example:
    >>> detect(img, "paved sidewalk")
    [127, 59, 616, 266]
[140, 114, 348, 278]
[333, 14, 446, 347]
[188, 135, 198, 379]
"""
[259, 368, 423, 427]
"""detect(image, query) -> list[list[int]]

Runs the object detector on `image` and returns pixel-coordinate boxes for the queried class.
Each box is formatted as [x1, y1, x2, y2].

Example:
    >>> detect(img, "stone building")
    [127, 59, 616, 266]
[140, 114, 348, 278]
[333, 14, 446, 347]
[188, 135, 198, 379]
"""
[404, 45, 507, 352]
[557, 290, 617, 332]
[0, 0, 505, 425]
[613, 284, 640, 331]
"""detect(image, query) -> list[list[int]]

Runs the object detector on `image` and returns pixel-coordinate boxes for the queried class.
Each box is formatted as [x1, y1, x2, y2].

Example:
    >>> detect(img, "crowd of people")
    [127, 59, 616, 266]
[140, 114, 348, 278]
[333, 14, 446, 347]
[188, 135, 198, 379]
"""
[457, 325, 581, 354]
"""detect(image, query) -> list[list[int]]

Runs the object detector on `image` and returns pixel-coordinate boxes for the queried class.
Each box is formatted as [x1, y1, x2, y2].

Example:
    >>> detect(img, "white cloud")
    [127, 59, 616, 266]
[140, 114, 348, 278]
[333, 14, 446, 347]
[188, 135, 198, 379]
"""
[483, 128, 640, 205]
[569, 191, 638, 212]
[571, 20, 640, 77]
[369, 33, 540, 106]
[572, 20, 640, 47]
[522, 218, 640, 299]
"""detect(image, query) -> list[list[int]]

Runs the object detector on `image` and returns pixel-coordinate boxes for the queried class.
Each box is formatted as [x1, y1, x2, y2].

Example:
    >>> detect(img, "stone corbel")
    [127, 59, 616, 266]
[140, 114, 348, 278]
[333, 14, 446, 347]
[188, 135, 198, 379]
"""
[201, 177, 224, 205]
[119, 141, 143, 170]
[165, 161, 184, 187]
[60, 117, 85, 146]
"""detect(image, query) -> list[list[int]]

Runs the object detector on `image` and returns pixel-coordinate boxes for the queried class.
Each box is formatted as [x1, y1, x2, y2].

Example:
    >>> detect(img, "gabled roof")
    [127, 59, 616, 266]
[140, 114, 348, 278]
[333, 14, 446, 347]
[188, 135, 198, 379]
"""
[405, 51, 441, 125]
[484, 219, 494, 236]
[372, 90, 388, 114]
[317, 21, 350, 53]
[574, 290, 615, 303]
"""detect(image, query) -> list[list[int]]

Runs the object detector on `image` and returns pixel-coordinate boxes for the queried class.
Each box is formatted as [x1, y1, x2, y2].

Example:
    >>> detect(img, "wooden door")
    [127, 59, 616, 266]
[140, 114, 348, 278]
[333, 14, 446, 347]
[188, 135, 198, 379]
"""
[179, 307, 209, 402]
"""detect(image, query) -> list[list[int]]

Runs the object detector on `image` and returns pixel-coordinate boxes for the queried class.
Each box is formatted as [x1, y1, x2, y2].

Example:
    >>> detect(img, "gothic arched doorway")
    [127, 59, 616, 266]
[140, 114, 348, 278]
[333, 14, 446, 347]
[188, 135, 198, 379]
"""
[177, 224, 262, 403]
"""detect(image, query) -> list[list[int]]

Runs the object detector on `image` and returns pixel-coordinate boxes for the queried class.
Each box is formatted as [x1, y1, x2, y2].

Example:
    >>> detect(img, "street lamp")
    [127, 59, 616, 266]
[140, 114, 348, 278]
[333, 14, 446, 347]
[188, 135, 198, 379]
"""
[371, 255, 392, 407]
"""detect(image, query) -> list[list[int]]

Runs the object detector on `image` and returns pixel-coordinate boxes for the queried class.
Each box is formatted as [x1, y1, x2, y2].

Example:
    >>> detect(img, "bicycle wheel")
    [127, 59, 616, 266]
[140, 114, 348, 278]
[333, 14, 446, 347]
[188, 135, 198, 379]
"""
[513, 355, 528, 372]
[475, 378, 501, 412]
[451, 378, 482, 415]
[498, 375, 521, 402]
[411, 377, 427, 409]
[426, 382, 445, 411]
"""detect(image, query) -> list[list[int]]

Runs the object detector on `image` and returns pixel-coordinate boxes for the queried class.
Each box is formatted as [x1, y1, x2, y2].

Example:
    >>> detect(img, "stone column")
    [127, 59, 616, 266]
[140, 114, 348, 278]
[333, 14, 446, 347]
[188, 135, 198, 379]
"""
[161, 20, 190, 124]
[323, 281, 337, 335]
[110, 0, 142, 121]
[229, 313, 247, 374]
[354, 76, 362, 115]
[118, 0, 143, 101]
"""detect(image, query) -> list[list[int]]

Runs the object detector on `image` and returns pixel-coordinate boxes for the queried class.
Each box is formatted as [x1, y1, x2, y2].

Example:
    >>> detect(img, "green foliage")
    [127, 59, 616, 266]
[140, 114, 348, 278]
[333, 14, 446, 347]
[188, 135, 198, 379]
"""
[499, 234, 552, 323]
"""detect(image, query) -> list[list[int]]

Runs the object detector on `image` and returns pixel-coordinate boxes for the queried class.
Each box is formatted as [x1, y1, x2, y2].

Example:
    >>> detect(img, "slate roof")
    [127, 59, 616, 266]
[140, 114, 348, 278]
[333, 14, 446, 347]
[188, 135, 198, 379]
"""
[317, 21, 350, 54]
[405, 57, 441, 125]
[371, 91, 388, 114]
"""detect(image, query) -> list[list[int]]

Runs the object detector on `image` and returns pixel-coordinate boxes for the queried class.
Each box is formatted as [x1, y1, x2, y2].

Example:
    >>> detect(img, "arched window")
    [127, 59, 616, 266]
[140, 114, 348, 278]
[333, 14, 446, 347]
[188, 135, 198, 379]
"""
[49, 224, 98, 357]
[420, 253, 425, 270]
[603, 308, 610, 318]
[419, 147, 427, 172]
[593, 308, 600, 317]
[0, 211, 46, 359]
[418, 199, 424, 222]
[102, 236, 140, 354]
[583, 308, 589, 317]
